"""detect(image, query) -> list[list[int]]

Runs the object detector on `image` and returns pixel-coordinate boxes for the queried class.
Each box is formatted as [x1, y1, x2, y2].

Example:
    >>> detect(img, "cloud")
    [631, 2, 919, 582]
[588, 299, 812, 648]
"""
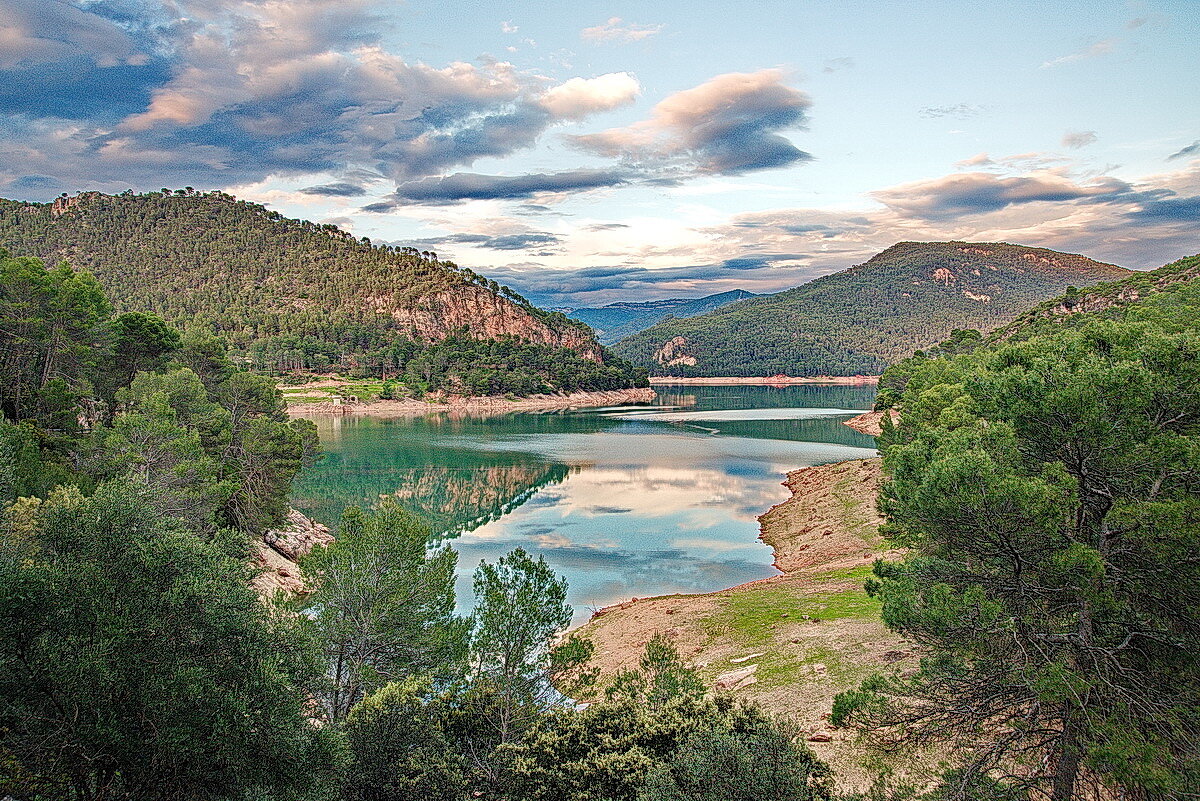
[501, 20, 518, 33]
[1062, 130, 1098, 149]
[580, 17, 663, 43]
[1040, 38, 1116, 69]
[918, 103, 983, 120]
[571, 69, 812, 176]
[1126, 195, 1200, 222]
[298, 181, 367, 196]
[413, 231, 562, 251]
[871, 171, 1139, 219]
[0, 0, 150, 70]
[372, 169, 630, 207]
[539, 72, 640, 119]
[0, 0, 651, 199]
[1168, 140, 1200, 161]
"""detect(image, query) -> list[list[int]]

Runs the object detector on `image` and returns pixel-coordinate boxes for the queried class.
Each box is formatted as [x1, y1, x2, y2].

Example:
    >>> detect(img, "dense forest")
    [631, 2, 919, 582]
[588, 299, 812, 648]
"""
[613, 242, 1128, 377]
[0, 190, 645, 395]
[835, 252, 1200, 798]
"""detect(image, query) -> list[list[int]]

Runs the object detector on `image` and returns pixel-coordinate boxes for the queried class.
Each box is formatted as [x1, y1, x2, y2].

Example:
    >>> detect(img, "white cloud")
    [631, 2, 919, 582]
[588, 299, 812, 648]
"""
[539, 72, 641, 119]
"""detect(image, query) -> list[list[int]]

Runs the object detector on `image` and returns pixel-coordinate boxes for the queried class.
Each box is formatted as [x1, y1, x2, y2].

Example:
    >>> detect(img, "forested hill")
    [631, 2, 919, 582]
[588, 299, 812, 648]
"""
[612, 241, 1129, 377]
[567, 289, 759, 344]
[0, 190, 642, 393]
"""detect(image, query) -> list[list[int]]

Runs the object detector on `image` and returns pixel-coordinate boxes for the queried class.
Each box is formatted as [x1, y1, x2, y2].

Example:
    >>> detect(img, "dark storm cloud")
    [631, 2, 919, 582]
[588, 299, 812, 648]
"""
[872, 172, 1142, 220]
[298, 182, 367, 197]
[379, 169, 630, 206]
[412, 231, 563, 251]
[1126, 196, 1200, 222]
[0, 0, 640, 199]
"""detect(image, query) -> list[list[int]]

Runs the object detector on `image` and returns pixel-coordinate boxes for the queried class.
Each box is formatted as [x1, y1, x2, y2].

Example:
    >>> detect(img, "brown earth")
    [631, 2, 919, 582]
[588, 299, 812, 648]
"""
[574, 458, 912, 789]
[843, 409, 899, 436]
[287, 387, 657, 417]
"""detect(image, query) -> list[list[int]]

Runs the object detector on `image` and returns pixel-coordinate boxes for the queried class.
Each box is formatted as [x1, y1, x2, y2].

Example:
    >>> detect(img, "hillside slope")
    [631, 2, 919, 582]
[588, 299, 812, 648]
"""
[993, 252, 1200, 341]
[568, 289, 758, 344]
[0, 191, 636, 391]
[613, 241, 1129, 377]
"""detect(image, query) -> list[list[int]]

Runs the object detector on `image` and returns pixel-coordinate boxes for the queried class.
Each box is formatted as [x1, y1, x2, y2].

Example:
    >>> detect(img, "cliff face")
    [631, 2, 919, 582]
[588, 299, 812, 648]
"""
[374, 284, 602, 360]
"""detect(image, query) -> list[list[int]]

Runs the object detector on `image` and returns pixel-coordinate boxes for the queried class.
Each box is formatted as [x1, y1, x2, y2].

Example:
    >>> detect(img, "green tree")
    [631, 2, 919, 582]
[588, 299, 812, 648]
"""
[606, 633, 706, 707]
[501, 693, 829, 801]
[341, 678, 492, 801]
[0, 254, 109, 424]
[0, 481, 343, 801]
[470, 548, 595, 744]
[303, 501, 467, 722]
[838, 321, 1200, 799]
[99, 311, 182, 408]
[638, 726, 831, 801]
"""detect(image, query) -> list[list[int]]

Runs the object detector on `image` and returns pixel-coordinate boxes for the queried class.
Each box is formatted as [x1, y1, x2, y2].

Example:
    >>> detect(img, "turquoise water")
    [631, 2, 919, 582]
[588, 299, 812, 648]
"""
[292, 385, 878, 622]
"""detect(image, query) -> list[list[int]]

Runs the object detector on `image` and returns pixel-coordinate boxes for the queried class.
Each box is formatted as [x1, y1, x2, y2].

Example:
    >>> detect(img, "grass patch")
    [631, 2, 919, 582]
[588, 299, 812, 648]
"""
[697, 581, 885, 690]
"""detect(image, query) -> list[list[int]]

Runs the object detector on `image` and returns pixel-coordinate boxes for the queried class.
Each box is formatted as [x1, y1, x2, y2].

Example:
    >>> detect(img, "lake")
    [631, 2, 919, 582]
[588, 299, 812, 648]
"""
[292, 385, 878, 623]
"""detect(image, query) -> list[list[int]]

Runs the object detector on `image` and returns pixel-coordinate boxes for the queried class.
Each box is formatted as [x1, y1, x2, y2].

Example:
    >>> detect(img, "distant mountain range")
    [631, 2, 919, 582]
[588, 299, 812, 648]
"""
[612, 241, 1130, 377]
[566, 290, 759, 344]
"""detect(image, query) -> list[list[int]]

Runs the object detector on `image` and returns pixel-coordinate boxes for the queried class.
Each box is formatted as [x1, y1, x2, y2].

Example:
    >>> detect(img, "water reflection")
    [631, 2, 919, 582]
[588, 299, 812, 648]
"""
[293, 385, 878, 622]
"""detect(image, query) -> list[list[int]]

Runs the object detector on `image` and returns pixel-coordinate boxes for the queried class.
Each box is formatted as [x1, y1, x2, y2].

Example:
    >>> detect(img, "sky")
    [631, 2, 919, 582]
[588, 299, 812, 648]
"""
[1, 0, 1197, 307]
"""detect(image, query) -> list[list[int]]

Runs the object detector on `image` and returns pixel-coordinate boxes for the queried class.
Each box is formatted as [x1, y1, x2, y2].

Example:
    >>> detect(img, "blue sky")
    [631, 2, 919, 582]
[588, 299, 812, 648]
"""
[1, 0, 1197, 306]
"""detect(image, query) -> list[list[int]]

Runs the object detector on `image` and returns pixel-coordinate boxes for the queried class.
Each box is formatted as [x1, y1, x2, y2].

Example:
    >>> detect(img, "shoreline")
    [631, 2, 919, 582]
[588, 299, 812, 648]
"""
[286, 386, 657, 416]
[649, 375, 879, 386]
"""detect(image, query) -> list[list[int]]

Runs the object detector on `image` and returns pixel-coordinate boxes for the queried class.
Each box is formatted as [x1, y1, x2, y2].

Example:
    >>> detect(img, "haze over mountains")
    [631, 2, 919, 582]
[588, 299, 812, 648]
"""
[612, 241, 1129, 377]
[566, 290, 759, 344]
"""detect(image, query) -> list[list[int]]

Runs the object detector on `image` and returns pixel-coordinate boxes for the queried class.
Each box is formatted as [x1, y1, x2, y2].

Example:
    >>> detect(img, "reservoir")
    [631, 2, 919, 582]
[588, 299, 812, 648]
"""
[292, 385, 878, 622]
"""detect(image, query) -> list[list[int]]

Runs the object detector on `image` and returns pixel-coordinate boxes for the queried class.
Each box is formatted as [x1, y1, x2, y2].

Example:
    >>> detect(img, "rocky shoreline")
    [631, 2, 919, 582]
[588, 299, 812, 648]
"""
[287, 386, 658, 417]
[649, 375, 879, 386]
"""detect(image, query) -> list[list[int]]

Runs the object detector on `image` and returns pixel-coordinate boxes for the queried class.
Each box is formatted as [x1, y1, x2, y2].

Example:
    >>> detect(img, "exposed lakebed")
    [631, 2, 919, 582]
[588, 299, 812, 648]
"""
[292, 385, 878, 623]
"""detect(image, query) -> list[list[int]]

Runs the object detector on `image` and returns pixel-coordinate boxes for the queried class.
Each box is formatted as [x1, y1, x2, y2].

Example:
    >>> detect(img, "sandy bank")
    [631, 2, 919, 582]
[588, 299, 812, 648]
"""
[842, 409, 898, 436]
[650, 375, 879, 386]
[287, 387, 657, 417]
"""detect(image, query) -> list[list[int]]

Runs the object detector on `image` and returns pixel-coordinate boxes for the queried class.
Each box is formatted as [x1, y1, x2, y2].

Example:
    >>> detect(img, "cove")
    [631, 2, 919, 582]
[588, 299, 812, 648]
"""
[292, 384, 878, 623]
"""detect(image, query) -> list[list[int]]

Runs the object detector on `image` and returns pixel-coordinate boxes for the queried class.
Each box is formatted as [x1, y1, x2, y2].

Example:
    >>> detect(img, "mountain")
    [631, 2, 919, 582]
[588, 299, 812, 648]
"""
[0, 190, 643, 392]
[567, 289, 759, 344]
[612, 241, 1130, 377]
[993, 252, 1200, 341]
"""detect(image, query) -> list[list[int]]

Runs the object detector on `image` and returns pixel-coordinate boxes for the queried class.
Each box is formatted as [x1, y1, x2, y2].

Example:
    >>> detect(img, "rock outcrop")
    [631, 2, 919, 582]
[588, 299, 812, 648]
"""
[252, 509, 334, 596]
[372, 284, 603, 360]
